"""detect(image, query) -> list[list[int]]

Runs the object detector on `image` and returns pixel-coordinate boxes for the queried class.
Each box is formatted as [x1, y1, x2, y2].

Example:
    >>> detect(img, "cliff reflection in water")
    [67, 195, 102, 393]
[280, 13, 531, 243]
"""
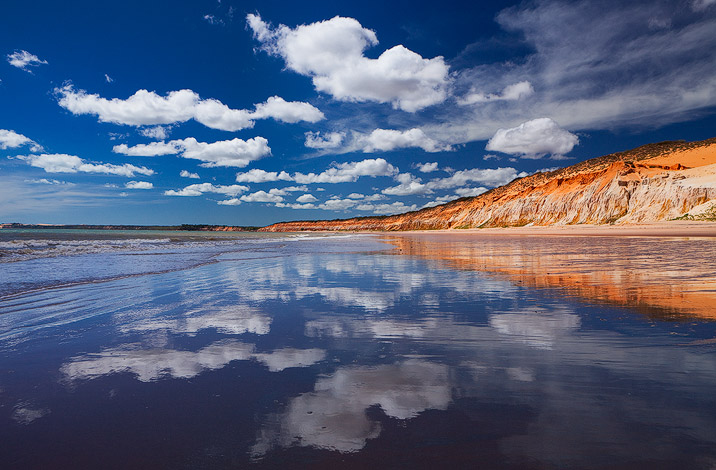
[385, 232, 716, 319]
[2, 234, 716, 469]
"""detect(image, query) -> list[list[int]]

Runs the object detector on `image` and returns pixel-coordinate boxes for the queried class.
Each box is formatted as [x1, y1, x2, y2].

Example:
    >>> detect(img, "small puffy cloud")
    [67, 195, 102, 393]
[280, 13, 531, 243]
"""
[252, 96, 325, 123]
[422, 195, 458, 208]
[56, 85, 323, 131]
[415, 162, 438, 173]
[114, 137, 271, 168]
[454, 186, 488, 197]
[140, 126, 170, 140]
[360, 128, 450, 153]
[282, 185, 309, 192]
[247, 14, 449, 112]
[275, 202, 316, 209]
[382, 173, 430, 196]
[304, 131, 345, 149]
[427, 167, 527, 190]
[0, 129, 42, 151]
[293, 158, 397, 184]
[318, 198, 358, 211]
[113, 141, 180, 156]
[164, 183, 248, 197]
[240, 190, 284, 203]
[180, 170, 200, 179]
[15, 154, 154, 177]
[296, 193, 318, 203]
[7, 50, 47, 72]
[125, 181, 153, 189]
[218, 198, 241, 205]
[203, 14, 222, 25]
[235, 168, 292, 183]
[356, 201, 418, 215]
[485, 118, 578, 159]
[459, 81, 534, 106]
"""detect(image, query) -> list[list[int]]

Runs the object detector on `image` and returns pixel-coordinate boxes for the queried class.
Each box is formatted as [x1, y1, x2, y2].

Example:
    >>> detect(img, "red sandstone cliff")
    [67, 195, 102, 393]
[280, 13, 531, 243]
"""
[260, 138, 716, 232]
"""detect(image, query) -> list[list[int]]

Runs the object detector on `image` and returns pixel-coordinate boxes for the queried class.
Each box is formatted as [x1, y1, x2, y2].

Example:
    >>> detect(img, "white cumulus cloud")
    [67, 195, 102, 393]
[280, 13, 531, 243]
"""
[356, 201, 418, 215]
[415, 162, 438, 173]
[139, 126, 170, 140]
[293, 158, 397, 184]
[240, 190, 285, 203]
[296, 193, 318, 203]
[382, 173, 431, 196]
[114, 137, 271, 168]
[56, 85, 324, 131]
[247, 14, 449, 112]
[164, 183, 248, 197]
[0, 129, 42, 151]
[125, 181, 153, 189]
[486, 118, 579, 158]
[15, 154, 154, 177]
[427, 167, 527, 190]
[235, 168, 292, 183]
[180, 170, 200, 179]
[359, 128, 450, 153]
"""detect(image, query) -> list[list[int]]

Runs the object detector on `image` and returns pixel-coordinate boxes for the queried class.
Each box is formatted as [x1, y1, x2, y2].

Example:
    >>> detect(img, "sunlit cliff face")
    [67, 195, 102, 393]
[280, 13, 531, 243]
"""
[383, 233, 716, 320]
[261, 139, 716, 231]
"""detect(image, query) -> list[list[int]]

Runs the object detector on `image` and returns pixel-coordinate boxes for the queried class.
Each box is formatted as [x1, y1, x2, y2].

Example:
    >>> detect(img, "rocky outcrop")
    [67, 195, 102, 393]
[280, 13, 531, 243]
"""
[261, 138, 716, 232]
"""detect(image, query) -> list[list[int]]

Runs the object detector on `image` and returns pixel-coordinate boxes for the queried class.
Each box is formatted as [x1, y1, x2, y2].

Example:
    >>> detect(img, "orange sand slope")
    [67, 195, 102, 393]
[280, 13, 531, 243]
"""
[260, 138, 716, 232]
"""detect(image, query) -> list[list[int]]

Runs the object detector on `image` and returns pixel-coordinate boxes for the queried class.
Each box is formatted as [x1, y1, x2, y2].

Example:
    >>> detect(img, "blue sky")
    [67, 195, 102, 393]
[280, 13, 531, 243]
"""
[1, 0, 715, 226]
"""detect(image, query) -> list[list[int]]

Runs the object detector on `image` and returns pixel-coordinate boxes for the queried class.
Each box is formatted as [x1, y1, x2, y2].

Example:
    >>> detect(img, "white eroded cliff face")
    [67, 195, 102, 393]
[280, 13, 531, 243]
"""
[260, 139, 716, 231]
[448, 161, 716, 227]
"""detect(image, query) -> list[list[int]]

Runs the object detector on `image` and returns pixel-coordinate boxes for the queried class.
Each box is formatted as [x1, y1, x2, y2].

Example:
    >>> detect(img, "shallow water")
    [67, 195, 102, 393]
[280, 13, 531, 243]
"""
[1, 231, 715, 469]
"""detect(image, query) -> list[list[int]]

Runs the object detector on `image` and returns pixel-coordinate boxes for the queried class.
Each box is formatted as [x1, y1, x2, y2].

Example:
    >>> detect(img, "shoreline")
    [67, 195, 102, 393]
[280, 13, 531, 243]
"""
[265, 221, 716, 238]
[397, 221, 716, 237]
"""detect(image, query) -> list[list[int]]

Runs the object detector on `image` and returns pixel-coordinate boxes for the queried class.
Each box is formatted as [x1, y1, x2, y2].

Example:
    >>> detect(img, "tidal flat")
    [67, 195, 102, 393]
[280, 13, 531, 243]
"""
[1, 229, 715, 469]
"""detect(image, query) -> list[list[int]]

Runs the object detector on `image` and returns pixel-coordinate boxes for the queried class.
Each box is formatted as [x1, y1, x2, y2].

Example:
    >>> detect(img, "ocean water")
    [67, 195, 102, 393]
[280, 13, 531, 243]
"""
[1, 229, 716, 469]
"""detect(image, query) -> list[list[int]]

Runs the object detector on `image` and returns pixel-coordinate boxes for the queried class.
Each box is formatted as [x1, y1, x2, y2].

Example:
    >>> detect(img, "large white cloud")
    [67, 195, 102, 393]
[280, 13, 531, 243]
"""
[0, 129, 42, 151]
[6, 50, 47, 72]
[247, 14, 449, 112]
[15, 154, 154, 177]
[486, 118, 579, 158]
[114, 137, 271, 168]
[56, 85, 324, 131]
[164, 182, 248, 197]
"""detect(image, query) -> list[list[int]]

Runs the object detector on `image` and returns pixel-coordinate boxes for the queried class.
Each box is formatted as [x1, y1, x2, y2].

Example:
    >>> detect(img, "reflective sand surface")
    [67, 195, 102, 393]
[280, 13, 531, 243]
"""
[1, 233, 715, 469]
